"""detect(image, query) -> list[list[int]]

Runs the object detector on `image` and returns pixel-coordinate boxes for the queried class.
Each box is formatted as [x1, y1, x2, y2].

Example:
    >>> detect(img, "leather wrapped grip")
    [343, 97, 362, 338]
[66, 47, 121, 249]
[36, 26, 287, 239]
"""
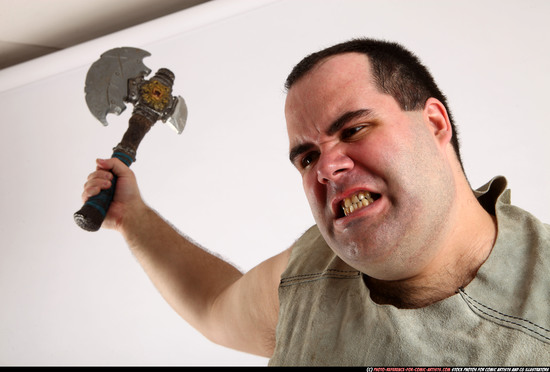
[74, 114, 152, 232]
[74, 152, 133, 231]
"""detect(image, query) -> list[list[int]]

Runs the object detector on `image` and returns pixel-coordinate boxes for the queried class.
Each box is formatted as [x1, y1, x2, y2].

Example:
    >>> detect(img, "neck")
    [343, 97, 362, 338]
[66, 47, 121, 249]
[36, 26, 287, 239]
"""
[366, 189, 497, 309]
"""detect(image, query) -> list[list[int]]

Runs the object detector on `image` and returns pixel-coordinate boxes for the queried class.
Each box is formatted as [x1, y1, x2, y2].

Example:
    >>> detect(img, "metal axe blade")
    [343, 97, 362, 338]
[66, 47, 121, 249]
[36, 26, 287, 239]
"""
[166, 96, 188, 134]
[84, 47, 152, 126]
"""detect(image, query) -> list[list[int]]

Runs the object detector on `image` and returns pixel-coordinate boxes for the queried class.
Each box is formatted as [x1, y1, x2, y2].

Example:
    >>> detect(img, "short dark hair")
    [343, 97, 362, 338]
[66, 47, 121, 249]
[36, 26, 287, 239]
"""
[285, 38, 463, 169]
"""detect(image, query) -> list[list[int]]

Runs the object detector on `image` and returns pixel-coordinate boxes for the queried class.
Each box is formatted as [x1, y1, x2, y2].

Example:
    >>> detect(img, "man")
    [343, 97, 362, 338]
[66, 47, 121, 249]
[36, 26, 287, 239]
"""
[81, 39, 550, 365]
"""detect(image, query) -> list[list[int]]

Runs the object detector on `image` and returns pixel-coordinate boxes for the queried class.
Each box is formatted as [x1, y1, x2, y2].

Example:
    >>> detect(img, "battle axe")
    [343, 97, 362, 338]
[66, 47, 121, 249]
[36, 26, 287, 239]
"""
[74, 47, 187, 231]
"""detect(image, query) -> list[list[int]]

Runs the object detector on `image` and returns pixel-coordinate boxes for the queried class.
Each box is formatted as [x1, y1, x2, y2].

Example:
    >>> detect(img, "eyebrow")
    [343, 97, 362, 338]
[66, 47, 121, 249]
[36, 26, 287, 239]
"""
[289, 143, 314, 165]
[289, 108, 373, 165]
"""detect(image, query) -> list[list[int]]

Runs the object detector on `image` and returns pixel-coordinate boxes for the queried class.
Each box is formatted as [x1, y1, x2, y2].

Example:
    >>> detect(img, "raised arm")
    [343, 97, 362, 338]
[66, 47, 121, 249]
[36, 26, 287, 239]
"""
[82, 158, 290, 357]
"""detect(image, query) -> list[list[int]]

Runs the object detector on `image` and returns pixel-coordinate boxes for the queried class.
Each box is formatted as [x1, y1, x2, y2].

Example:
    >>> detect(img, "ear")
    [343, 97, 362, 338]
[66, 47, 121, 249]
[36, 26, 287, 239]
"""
[424, 97, 452, 149]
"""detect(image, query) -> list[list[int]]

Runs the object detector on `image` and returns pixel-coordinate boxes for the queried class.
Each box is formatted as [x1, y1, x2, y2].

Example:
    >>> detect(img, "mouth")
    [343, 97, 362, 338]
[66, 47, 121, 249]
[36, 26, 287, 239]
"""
[339, 191, 381, 218]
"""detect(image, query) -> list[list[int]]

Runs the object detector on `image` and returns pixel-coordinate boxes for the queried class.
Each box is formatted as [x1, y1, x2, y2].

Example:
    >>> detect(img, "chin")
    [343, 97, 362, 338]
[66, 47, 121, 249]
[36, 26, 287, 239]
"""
[332, 240, 387, 271]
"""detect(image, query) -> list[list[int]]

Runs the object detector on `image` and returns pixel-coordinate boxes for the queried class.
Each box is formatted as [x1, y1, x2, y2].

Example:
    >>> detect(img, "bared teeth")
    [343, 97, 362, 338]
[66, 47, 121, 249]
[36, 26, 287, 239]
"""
[342, 191, 375, 216]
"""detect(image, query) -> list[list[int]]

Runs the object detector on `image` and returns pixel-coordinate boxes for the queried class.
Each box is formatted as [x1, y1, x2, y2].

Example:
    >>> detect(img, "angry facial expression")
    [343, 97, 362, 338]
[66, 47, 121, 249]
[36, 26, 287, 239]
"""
[286, 53, 456, 281]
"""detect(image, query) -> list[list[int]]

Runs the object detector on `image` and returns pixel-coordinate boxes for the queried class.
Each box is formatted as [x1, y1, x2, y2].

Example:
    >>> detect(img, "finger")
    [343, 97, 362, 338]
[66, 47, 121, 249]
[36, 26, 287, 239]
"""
[96, 158, 132, 178]
[95, 158, 114, 171]
[87, 169, 113, 182]
[81, 186, 101, 203]
[84, 177, 112, 191]
[82, 178, 112, 201]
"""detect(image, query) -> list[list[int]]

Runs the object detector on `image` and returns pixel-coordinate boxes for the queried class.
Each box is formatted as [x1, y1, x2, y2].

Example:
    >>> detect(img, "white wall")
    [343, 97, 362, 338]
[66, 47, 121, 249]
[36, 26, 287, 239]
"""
[1, 0, 548, 366]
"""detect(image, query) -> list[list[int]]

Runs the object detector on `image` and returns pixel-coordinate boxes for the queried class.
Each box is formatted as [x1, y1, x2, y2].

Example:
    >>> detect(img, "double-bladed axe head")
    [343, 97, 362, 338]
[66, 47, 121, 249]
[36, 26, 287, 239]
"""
[84, 46, 187, 133]
[75, 47, 188, 232]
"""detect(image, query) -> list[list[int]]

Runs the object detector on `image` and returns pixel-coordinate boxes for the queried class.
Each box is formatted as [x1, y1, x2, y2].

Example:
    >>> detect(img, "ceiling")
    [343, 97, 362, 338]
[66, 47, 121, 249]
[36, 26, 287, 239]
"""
[0, 0, 211, 70]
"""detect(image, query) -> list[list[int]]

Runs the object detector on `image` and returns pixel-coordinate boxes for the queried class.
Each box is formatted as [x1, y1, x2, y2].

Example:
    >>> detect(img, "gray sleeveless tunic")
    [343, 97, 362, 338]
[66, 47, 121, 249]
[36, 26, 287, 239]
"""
[270, 177, 550, 366]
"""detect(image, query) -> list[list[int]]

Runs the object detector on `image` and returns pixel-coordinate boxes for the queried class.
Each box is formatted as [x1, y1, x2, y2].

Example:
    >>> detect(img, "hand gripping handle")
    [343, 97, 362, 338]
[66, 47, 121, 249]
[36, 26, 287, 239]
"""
[73, 152, 134, 231]
[74, 114, 152, 231]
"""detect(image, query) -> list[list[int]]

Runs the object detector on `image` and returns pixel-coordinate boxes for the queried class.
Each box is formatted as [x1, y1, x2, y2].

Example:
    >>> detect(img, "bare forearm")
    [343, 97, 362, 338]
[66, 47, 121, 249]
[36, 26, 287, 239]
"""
[83, 159, 263, 348]
[119, 203, 243, 334]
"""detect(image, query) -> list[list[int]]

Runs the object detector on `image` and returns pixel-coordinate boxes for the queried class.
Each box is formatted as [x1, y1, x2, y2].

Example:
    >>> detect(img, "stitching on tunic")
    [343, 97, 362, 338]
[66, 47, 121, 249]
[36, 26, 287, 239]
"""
[280, 269, 360, 287]
[282, 269, 359, 281]
[459, 288, 550, 342]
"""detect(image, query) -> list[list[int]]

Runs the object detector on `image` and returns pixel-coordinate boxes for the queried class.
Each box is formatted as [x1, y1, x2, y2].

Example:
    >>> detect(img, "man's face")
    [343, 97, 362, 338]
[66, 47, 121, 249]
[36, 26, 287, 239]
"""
[285, 53, 455, 281]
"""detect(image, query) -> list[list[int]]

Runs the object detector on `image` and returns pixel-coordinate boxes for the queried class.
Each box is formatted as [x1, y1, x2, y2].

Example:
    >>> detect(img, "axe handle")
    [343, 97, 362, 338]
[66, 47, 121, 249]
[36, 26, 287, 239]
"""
[74, 114, 152, 232]
[73, 152, 134, 231]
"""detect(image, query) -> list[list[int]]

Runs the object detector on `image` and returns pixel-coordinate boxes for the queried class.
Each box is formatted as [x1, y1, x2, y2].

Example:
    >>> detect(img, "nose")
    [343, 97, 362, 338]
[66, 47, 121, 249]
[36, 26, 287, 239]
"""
[316, 147, 354, 184]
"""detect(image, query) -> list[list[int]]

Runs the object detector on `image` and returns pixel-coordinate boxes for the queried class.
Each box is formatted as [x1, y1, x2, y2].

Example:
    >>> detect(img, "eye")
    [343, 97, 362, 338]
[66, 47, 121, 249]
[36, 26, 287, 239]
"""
[341, 125, 368, 141]
[300, 151, 320, 169]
